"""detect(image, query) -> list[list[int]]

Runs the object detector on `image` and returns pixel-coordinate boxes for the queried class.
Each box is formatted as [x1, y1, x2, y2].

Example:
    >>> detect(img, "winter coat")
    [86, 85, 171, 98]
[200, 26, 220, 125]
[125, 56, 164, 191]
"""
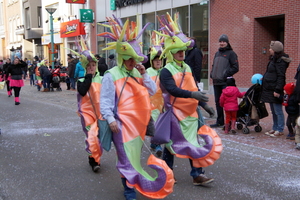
[261, 54, 291, 103]
[67, 58, 78, 78]
[97, 57, 108, 76]
[39, 65, 51, 78]
[74, 62, 85, 79]
[220, 86, 245, 111]
[8, 60, 27, 77]
[185, 44, 203, 83]
[211, 44, 239, 85]
[285, 93, 299, 116]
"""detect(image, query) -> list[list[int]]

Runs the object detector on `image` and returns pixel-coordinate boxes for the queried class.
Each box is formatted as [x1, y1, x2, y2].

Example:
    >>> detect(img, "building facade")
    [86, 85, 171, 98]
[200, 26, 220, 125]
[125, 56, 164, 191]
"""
[210, 0, 300, 89]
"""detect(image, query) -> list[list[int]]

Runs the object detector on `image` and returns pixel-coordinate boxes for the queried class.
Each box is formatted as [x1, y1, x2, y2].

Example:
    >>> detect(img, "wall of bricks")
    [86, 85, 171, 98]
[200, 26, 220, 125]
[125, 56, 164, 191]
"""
[210, 0, 300, 88]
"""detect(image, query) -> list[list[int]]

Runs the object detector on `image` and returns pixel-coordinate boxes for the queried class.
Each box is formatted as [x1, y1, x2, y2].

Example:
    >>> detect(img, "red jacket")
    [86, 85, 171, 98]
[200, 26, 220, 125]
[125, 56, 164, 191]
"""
[220, 86, 246, 111]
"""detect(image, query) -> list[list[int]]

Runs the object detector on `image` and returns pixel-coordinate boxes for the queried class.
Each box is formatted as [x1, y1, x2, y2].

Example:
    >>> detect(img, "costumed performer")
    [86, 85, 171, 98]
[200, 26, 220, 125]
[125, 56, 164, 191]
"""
[98, 15, 174, 200]
[146, 31, 164, 158]
[72, 37, 103, 173]
[7, 56, 27, 105]
[155, 12, 223, 186]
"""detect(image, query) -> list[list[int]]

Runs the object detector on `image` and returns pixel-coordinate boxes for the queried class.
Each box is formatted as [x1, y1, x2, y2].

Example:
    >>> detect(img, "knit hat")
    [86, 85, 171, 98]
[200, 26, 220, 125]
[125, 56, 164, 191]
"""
[109, 54, 115, 59]
[226, 77, 236, 86]
[283, 82, 295, 95]
[219, 34, 229, 43]
[270, 41, 283, 53]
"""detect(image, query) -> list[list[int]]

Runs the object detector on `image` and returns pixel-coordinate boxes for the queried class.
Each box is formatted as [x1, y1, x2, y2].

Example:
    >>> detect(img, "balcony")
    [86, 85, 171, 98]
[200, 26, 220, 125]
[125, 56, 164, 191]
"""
[15, 25, 25, 35]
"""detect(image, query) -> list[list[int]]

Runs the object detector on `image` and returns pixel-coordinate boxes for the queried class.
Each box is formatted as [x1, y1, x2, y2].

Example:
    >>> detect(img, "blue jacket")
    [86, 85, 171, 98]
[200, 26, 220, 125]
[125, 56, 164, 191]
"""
[74, 62, 85, 79]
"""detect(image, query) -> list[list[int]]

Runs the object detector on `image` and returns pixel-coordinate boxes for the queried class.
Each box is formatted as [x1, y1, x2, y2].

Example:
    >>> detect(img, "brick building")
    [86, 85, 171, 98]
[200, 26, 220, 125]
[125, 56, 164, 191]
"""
[210, 0, 300, 89]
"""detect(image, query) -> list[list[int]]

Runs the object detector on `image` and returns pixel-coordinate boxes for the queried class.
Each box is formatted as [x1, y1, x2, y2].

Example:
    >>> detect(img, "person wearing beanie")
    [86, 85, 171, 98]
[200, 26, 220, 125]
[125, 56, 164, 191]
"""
[220, 77, 245, 134]
[282, 82, 298, 140]
[262, 41, 292, 138]
[210, 34, 239, 128]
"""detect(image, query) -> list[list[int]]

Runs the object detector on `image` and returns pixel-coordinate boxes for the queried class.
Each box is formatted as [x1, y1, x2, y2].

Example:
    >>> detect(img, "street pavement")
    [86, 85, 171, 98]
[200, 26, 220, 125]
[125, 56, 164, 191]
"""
[0, 79, 299, 200]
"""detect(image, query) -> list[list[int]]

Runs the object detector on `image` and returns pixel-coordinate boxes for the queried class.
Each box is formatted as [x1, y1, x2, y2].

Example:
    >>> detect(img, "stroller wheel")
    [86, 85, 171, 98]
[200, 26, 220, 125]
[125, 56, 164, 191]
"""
[237, 124, 243, 130]
[254, 125, 262, 132]
[242, 127, 250, 134]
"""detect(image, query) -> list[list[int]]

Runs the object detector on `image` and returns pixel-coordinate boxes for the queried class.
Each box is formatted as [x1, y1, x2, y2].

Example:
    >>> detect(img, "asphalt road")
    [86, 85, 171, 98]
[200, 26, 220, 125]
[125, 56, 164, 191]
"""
[0, 83, 299, 200]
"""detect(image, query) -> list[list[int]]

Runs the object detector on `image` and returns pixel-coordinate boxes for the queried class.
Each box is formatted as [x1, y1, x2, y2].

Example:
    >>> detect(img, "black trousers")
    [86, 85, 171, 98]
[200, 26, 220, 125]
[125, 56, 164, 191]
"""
[286, 114, 297, 134]
[12, 87, 21, 97]
[213, 84, 226, 125]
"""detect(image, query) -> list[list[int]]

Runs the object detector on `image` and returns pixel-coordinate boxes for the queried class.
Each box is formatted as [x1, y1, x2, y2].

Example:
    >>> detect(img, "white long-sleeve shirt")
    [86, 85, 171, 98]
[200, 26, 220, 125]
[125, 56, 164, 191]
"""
[100, 72, 156, 124]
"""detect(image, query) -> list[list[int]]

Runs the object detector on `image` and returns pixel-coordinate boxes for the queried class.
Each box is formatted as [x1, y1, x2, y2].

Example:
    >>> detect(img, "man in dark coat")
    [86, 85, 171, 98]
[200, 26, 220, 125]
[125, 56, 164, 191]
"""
[67, 53, 78, 90]
[95, 54, 108, 76]
[210, 34, 239, 128]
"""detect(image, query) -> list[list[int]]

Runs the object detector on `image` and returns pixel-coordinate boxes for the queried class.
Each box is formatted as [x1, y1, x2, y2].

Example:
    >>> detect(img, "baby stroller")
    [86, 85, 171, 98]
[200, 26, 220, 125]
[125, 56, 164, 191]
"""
[236, 84, 268, 134]
[50, 67, 62, 91]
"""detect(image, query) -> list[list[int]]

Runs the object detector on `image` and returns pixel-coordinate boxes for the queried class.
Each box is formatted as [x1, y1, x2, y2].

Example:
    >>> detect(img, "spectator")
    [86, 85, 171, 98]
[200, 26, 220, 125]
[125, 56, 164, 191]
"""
[67, 53, 78, 90]
[74, 61, 85, 79]
[219, 77, 245, 134]
[210, 34, 239, 128]
[39, 59, 52, 92]
[28, 64, 35, 86]
[95, 54, 108, 76]
[107, 54, 117, 69]
[262, 41, 291, 137]
[185, 37, 215, 118]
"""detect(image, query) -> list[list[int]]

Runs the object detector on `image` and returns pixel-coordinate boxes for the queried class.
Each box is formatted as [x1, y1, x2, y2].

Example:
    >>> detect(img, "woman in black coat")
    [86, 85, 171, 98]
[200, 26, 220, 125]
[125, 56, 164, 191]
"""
[261, 41, 292, 137]
[7, 57, 27, 105]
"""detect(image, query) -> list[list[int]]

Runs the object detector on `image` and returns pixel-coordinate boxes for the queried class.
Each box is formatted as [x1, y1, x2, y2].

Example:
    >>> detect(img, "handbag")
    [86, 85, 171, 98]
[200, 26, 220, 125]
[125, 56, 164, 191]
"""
[88, 75, 128, 151]
[151, 69, 186, 144]
[0, 81, 5, 90]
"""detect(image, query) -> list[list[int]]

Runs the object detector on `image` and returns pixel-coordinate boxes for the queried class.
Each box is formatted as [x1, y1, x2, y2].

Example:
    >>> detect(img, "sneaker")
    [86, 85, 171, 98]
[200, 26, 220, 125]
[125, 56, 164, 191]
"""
[265, 130, 275, 136]
[210, 123, 224, 128]
[193, 174, 214, 186]
[270, 131, 284, 137]
[15, 102, 20, 105]
[92, 165, 101, 173]
[229, 129, 237, 134]
[296, 143, 300, 150]
[286, 133, 295, 140]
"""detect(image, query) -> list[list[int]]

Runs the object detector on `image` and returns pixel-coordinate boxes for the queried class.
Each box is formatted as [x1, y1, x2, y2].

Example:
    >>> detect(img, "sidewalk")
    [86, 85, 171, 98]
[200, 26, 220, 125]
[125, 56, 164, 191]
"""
[2, 79, 299, 157]
[204, 93, 299, 157]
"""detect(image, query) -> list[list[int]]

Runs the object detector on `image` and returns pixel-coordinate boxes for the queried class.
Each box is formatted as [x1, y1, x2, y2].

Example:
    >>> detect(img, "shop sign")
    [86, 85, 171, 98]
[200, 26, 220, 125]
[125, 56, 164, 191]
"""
[80, 9, 94, 23]
[66, 0, 86, 4]
[60, 19, 86, 38]
[114, 0, 152, 8]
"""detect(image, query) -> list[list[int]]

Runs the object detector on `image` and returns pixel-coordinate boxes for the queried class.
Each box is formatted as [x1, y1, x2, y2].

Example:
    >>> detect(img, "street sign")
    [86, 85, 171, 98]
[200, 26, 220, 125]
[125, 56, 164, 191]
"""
[80, 9, 94, 23]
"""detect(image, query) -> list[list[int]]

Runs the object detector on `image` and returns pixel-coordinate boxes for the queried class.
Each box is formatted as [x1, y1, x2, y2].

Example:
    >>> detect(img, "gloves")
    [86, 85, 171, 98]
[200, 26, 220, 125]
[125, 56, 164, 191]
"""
[191, 91, 209, 102]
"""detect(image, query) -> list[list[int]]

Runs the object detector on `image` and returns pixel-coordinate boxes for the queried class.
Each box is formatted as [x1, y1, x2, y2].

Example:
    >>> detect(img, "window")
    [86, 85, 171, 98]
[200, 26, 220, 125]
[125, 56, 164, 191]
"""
[25, 7, 30, 29]
[37, 6, 42, 28]
[142, 12, 155, 55]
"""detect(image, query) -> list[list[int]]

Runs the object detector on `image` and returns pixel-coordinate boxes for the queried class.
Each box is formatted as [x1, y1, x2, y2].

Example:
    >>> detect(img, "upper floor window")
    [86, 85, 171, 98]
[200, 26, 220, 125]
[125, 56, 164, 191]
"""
[25, 7, 30, 29]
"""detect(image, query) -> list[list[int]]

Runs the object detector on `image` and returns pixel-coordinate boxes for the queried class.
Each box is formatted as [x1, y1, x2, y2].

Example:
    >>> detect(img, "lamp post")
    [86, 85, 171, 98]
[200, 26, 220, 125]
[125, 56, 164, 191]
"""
[45, 7, 57, 69]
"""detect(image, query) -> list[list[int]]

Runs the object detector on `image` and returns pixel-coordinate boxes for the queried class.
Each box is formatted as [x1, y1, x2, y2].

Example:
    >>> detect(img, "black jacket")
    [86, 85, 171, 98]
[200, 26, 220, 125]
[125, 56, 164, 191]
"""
[97, 57, 108, 76]
[8, 60, 27, 76]
[185, 45, 203, 83]
[3, 62, 12, 78]
[285, 93, 299, 115]
[39, 65, 51, 78]
[261, 55, 291, 103]
[210, 44, 239, 85]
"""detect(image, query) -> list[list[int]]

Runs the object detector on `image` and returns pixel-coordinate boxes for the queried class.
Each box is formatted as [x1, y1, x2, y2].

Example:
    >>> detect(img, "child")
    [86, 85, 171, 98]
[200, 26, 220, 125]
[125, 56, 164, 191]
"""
[220, 77, 246, 134]
[282, 82, 298, 140]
